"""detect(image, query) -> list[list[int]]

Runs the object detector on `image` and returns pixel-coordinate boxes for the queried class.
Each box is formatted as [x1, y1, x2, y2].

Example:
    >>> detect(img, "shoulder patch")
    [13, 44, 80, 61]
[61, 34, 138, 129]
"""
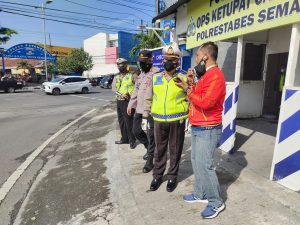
[154, 76, 163, 85]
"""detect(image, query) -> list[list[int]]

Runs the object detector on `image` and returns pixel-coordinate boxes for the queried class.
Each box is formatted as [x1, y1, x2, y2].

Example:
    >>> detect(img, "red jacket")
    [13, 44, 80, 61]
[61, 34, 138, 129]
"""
[188, 66, 226, 126]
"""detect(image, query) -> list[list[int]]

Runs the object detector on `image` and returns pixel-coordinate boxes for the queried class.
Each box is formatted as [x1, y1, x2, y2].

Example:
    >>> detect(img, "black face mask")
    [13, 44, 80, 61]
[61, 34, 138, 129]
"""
[194, 59, 206, 78]
[164, 60, 177, 72]
[118, 65, 127, 73]
[139, 62, 152, 73]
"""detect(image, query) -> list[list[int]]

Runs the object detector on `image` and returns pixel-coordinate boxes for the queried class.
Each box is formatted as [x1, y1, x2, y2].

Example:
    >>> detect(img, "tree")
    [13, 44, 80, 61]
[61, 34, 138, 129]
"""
[0, 27, 17, 44]
[130, 31, 162, 58]
[17, 60, 33, 75]
[56, 57, 72, 74]
[17, 60, 32, 70]
[66, 49, 93, 75]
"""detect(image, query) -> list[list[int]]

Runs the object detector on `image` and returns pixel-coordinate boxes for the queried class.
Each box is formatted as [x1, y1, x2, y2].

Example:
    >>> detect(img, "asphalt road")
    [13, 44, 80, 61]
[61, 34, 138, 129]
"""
[0, 87, 114, 186]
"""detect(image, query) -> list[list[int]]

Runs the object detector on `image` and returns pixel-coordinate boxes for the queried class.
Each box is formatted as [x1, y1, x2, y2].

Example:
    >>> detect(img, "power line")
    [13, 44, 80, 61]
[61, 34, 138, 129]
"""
[0, 0, 137, 17]
[1, 9, 139, 32]
[63, 0, 144, 20]
[93, 0, 154, 17]
[15, 28, 92, 39]
[112, 0, 155, 7]
[0, 5, 137, 31]
[0, 1, 136, 25]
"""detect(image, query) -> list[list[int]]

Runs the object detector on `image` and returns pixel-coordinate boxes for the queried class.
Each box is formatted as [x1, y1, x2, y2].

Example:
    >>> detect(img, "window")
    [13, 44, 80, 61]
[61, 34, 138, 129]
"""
[108, 40, 117, 47]
[63, 78, 72, 83]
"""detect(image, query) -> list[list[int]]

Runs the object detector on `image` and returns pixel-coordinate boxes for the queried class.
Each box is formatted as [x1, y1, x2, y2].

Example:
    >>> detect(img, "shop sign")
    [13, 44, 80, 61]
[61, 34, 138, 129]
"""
[162, 20, 175, 44]
[187, 0, 300, 49]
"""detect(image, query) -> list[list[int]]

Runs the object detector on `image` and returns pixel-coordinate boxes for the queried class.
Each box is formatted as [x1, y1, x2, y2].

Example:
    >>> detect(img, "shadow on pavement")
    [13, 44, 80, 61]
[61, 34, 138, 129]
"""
[178, 134, 248, 203]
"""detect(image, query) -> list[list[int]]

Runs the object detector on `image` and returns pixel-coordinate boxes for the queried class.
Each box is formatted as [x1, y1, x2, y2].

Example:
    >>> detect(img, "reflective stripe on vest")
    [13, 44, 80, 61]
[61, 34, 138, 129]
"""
[151, 73, 188, 122]
[116, 73, 135, 94]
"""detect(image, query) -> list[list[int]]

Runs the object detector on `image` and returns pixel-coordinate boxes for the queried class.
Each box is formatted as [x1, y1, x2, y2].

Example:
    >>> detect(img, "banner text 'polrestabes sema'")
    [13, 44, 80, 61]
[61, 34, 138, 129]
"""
[186, 0, 300, 49]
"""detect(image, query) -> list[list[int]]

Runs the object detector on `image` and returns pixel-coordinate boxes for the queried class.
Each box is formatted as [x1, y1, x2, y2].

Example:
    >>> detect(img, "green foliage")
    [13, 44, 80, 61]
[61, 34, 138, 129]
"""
[130, 31, 162, 58]
[17, 60, 32, 70]
[56, 49, 93, 75]
[0, 28, 17, 44]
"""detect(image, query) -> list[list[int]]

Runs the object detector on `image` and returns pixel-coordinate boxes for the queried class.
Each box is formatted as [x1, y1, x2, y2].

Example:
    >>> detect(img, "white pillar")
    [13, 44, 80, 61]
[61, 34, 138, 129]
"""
[270, 23, 300, 185]
[219, 37, 244, 153]
[285, 23, 300, 87]
[235, 36, 244, 83]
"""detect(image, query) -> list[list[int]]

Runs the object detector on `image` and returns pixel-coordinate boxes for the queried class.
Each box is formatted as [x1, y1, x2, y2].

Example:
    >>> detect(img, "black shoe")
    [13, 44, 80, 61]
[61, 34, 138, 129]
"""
[143, 153, 149, 160]
[130, 141, 137, 149]
[166, 179, 177, 192]
[150, 178, 162, 191]
[143, 156, 154, 173]
[115, 140, 129, 144]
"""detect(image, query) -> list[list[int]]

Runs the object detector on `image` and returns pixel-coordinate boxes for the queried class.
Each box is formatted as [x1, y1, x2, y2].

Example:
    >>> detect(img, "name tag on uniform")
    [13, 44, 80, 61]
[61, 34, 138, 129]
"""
[154, 76, 163, 85]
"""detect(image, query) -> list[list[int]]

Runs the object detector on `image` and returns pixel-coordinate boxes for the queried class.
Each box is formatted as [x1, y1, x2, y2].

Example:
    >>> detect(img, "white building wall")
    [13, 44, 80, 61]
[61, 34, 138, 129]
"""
[176, 4, 187, 36]
[266, 26, 292, 54]
[83, 33, 118, 78]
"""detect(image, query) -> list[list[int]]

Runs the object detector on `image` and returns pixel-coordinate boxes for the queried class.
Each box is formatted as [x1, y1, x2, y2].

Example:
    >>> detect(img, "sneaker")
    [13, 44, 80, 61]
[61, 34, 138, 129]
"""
[183, 193, 208, 203]
[201, 203, 226, 219]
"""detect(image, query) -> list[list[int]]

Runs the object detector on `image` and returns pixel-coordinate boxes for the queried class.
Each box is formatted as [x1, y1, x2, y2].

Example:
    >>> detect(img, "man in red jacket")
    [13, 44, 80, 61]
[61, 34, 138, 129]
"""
[175, 42, 226, 219]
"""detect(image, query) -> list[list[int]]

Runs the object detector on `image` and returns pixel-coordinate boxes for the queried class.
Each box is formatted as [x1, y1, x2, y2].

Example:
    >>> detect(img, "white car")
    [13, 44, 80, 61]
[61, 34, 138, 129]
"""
[42, 76, 92, 95]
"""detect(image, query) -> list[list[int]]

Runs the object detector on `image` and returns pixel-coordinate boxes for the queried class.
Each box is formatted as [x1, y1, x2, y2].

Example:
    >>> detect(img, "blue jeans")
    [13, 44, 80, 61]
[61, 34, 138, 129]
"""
[191, 125, 223, 208]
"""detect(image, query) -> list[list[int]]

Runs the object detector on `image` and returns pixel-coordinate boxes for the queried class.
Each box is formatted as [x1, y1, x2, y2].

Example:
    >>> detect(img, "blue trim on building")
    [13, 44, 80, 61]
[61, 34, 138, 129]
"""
[285, 89, 297, 101]
[279, 110, 300, 143]
[234, 85, 239, 103]
[219, 120, 236, 146]
[273, 150, 300, 180]
[224, 93, 233, 115]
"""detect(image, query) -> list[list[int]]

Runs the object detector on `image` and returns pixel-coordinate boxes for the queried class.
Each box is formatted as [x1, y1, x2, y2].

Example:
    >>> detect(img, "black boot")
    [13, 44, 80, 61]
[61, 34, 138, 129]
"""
[166, 179, 177, 192]
[130, 141, 137, 149]
[143, 155, 153, 173]
[150, 177, 162, 191]
[143, 153, 149, 160]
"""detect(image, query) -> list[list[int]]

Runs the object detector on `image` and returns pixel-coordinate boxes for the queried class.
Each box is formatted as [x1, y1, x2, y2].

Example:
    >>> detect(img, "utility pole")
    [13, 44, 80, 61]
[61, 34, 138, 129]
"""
[41, 0, 54, 81]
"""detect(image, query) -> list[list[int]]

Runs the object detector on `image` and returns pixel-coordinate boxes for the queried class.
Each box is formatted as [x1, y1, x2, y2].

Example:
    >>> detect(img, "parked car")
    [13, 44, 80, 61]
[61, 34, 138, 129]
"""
[100, 75, 114, 89]
[0, 79, 24, 93]
[42, 76, 92, 95]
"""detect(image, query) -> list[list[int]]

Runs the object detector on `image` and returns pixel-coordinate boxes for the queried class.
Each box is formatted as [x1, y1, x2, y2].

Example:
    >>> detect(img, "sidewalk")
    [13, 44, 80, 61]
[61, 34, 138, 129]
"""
[106, 118, 300, 225]
[11, 106, 300, 225]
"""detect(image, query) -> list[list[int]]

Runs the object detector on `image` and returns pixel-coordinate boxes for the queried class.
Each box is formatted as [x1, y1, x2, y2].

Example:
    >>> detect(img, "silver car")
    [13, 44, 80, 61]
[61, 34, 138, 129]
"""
[42, 76, 92, 95]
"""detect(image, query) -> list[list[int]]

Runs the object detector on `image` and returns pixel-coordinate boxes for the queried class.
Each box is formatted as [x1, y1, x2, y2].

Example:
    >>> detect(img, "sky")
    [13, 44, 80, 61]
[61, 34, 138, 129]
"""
[0, 0, 156, 49]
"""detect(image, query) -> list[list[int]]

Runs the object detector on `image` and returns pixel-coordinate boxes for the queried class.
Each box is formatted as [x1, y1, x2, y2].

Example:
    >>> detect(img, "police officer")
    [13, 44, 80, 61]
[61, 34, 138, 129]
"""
[112, 58, 136, 149]
[127, 50, 158, 173]
[149, 43, 188, 192]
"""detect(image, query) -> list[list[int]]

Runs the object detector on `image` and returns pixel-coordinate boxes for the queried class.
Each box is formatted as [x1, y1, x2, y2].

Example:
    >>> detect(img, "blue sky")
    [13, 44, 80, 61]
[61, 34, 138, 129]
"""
[0, 0, 156, 49]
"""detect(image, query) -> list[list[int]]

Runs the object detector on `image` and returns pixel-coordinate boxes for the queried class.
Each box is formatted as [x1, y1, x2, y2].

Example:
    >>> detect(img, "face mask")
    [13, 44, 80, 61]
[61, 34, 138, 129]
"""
[164, 60, 177, 72]
[194, 59, 206, 78]
[139, 62, 152, 73]
[118, 65, 127, 73]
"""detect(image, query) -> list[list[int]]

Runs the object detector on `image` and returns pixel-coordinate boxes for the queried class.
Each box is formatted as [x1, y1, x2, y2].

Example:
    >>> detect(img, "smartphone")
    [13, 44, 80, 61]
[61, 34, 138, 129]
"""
[173, 77, 181, 82]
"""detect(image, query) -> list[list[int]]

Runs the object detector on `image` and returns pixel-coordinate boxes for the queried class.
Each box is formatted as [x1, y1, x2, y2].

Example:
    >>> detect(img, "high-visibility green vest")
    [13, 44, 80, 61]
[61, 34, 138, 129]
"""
[115, 73, 135, 94]
[279, 72, 285, 92]
[151, 73, 188, 122]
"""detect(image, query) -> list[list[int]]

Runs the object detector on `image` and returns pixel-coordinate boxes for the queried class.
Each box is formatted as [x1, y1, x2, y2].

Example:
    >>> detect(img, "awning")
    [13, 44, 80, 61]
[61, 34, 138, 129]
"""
[152, 0, 190, 23]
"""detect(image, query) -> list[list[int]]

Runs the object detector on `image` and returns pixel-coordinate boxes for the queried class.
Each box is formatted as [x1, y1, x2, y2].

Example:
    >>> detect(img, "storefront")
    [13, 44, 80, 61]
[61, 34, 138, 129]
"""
[186, 0, 300, 191]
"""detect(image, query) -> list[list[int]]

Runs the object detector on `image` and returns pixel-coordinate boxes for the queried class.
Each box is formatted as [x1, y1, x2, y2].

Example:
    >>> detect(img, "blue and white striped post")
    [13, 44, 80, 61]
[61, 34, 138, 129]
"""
[270, 87, 300, 191]
[219, 36, 243, 153]
[270, 24, 300, 191]
[219, 82, 239, 153]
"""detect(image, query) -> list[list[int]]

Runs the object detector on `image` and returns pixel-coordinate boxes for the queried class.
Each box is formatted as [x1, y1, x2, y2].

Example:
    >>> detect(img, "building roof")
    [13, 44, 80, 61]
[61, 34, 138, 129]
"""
[0, 59, 43, 69]
[152, 0, 190, 23]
